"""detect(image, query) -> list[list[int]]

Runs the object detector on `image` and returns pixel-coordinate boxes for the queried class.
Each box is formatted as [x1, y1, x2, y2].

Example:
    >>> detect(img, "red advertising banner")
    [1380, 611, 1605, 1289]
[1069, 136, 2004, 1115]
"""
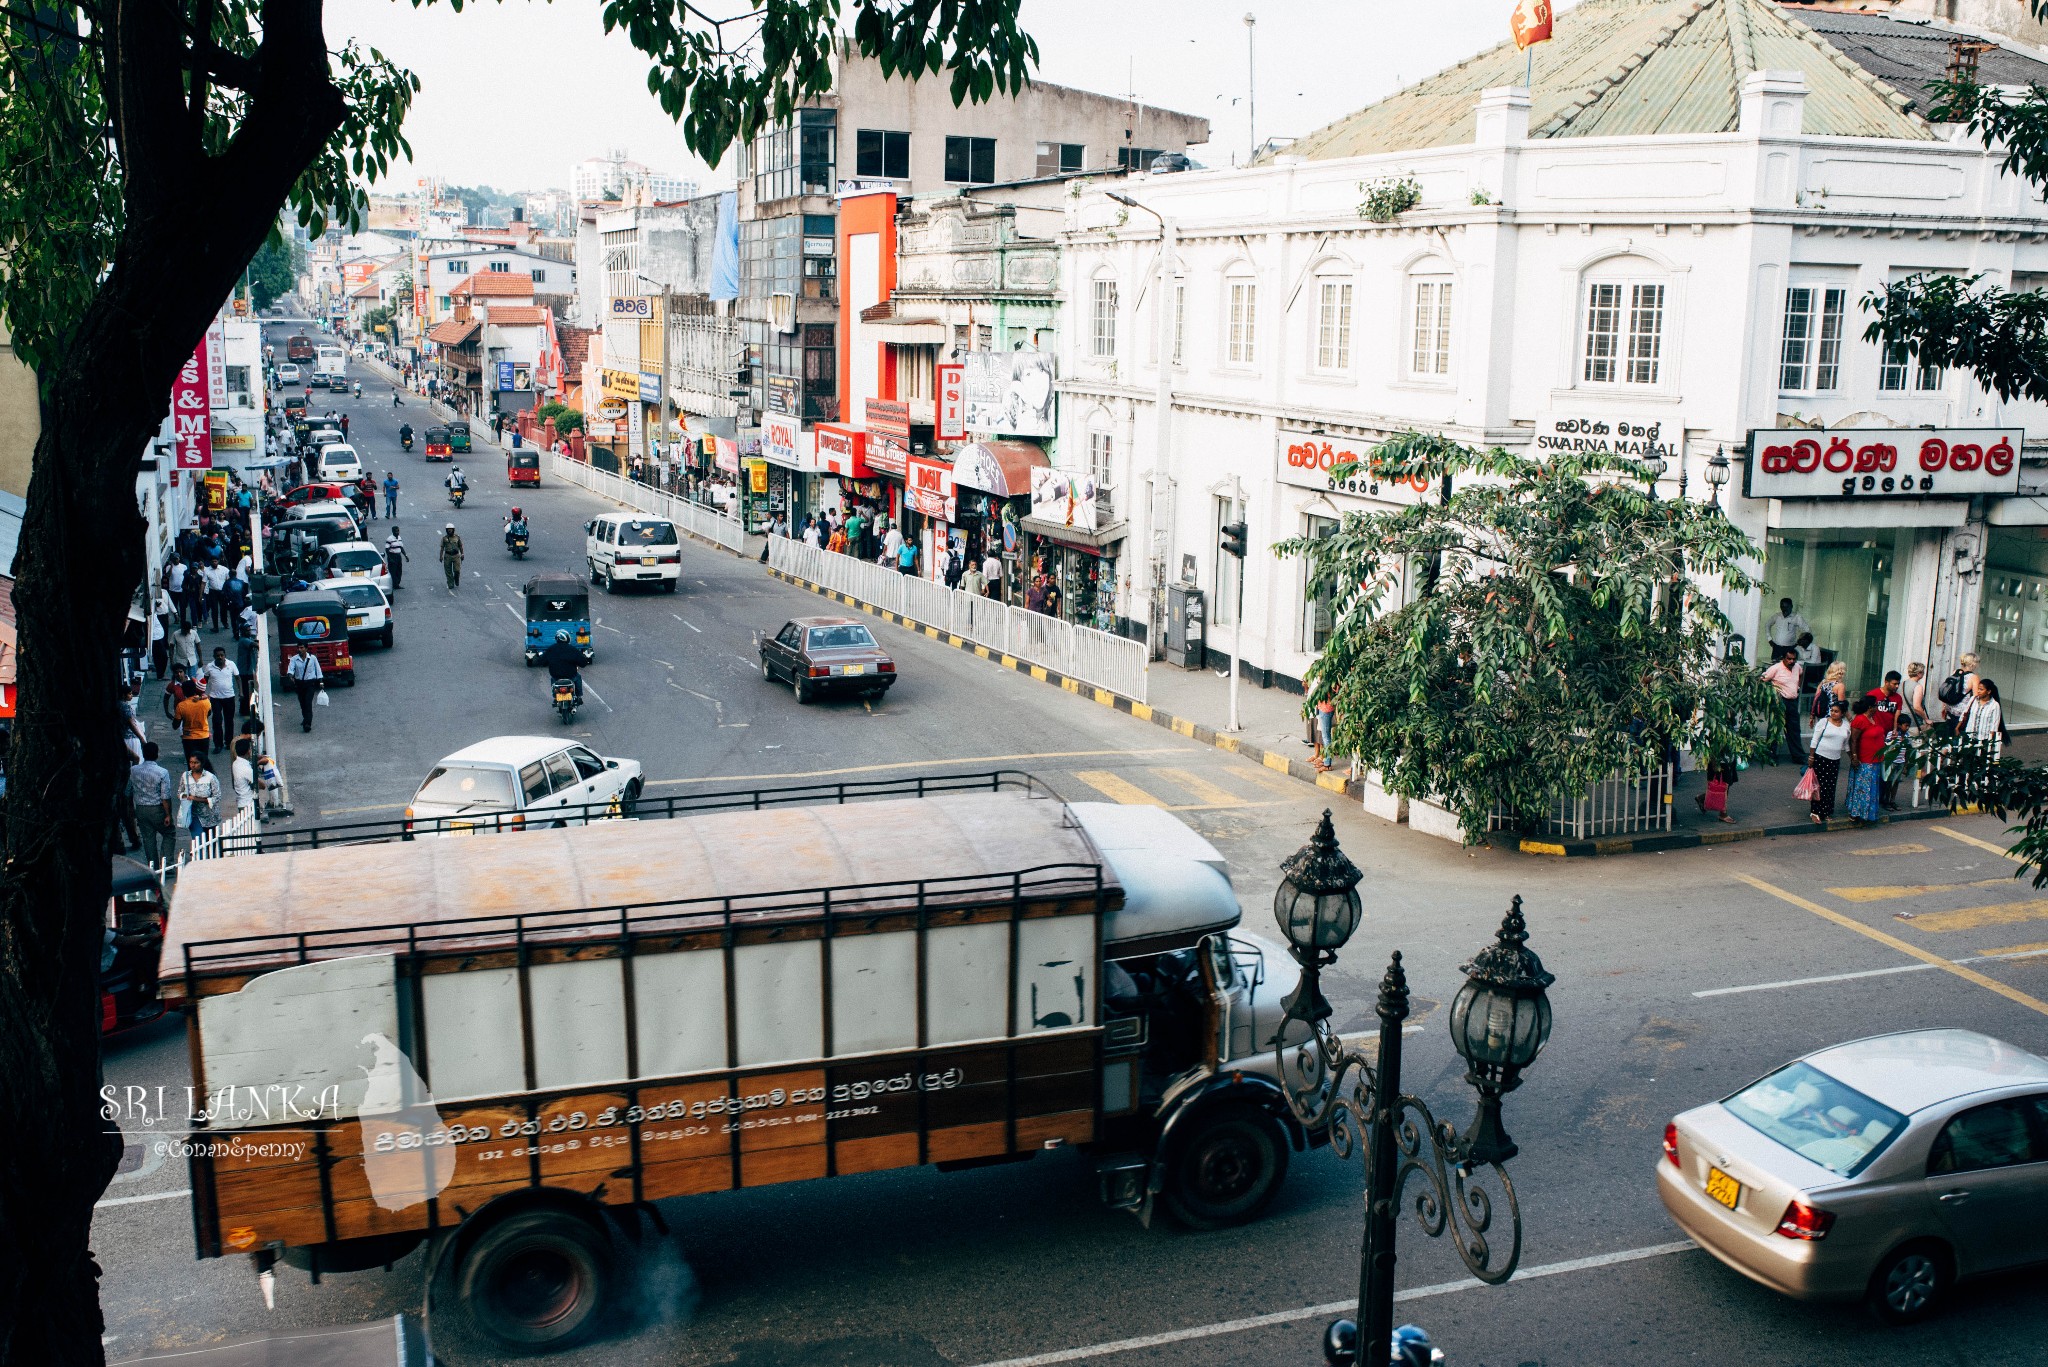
[171, 336, 213, 470]
[935, 363, 966, 442]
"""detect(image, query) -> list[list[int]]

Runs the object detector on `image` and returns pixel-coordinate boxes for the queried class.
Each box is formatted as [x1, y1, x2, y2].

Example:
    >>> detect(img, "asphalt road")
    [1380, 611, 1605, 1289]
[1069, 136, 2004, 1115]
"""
[95, 326, 2048, 1366]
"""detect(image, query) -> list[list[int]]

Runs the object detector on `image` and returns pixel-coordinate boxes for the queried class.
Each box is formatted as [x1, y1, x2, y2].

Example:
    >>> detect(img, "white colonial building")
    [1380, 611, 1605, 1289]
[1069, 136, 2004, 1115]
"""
[1054, 0, 2048, 724]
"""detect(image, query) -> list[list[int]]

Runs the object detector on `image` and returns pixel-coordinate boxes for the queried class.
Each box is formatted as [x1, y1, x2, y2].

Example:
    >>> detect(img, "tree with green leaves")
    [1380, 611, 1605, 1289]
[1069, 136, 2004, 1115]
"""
[0, 3, 1035, 1360]
[245, 233, 296, 311]
[1279, 434, 1781, 843]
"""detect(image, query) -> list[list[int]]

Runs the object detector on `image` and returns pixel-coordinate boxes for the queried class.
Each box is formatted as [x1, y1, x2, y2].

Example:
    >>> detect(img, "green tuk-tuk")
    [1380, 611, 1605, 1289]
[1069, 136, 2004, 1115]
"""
[448, 419, 472, 454]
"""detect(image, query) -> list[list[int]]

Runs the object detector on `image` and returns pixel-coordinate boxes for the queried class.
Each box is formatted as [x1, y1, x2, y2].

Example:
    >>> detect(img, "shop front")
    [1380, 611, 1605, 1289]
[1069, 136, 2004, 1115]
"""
[1983, 491, 2048, 727]
[1746, 426, 2022, 705]
[904, 454, 956, 579]
[762, 414, 819, 527]
[952, 440, 1047, 605]
[1021, 465, 1129, 634]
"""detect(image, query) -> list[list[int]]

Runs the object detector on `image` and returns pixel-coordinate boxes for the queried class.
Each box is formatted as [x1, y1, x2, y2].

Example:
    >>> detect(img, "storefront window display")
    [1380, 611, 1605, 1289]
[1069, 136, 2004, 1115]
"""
[1980, 526, 2048, 726]
[1030, 540, 1121, 633]
[1763, 527, 1913, 695]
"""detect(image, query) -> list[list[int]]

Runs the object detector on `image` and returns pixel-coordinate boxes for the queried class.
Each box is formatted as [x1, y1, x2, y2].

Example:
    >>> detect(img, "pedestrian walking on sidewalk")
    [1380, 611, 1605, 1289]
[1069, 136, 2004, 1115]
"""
[178, 752, 222, 847]
[1848, 697, 1885, 824]
[1814, 660, 1848, 722]
[201, 647, 240, 752]
[174, 681, 212, 771]
[1312, 697, 1337, 771]
[129, 742, 174, 867]
[1806, 700, 1851, 825]
[1760, 648, 1804, 762]
[385, 527, 409, 592]
[287, 644, 323, 732]
[439, 524, 464, 590]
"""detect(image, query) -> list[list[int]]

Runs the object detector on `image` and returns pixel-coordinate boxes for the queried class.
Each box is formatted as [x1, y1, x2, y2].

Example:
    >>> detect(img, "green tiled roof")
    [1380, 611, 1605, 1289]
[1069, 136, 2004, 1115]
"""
[1280, 0, 1930, 161]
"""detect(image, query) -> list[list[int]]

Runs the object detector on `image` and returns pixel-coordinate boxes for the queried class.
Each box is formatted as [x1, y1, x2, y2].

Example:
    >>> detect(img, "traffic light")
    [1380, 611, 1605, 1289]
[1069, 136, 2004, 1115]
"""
[247, 572, 286, 614]
[1219, 521, 1248, 559]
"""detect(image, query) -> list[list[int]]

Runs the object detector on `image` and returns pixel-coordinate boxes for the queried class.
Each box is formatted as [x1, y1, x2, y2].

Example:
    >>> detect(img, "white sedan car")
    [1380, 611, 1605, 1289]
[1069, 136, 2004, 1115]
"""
[314, 577, 394, 649]
[312, 540, 390, 593]
[406, 736, 644, 834]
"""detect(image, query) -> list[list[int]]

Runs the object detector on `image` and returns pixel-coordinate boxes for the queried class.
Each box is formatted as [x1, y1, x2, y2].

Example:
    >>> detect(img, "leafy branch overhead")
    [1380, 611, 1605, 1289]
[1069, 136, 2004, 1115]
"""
[1278, 435, 1780, 842]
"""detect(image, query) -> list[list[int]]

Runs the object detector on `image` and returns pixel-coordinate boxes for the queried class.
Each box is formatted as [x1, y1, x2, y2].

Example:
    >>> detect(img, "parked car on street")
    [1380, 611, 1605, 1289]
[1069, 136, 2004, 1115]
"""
[759, 616, 897, 702]
[279, 482, 351, 510]
[311, 540, 391, 593]
[314, 577, 395, 649]
[585, 513, 681, 592]
[1659, 1027, 2048, 1326]
[403, 736, 642, 833]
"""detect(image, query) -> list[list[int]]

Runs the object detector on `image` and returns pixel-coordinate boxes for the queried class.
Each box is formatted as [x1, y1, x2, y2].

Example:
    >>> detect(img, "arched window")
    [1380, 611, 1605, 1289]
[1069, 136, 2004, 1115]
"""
[1224, 265, 1258, 366]
[1090, 269, 1119, 358]
[1313, 266, 1354, 373]
[1407, 261, 1454, 379]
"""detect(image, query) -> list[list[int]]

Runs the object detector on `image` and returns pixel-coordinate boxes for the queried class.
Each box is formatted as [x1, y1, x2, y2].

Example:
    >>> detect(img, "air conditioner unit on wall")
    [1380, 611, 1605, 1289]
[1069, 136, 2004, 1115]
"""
[770, 292, 796, 334]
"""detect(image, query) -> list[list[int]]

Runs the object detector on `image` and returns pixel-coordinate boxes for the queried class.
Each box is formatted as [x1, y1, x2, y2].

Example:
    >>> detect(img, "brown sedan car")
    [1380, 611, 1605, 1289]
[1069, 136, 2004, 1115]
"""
[760, 616, 896, 702]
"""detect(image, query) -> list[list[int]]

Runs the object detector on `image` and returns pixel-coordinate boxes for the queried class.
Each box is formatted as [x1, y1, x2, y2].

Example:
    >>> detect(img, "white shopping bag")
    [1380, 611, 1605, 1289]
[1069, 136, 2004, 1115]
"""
[314, 687, 331, 707]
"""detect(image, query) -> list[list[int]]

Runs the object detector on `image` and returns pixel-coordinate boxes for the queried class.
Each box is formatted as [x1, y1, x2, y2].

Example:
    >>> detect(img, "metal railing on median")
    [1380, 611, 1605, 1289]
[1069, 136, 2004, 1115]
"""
[768, 537, 1149, 702]
[548, 453, 745, 553]
[1486, 760, 1676, 840]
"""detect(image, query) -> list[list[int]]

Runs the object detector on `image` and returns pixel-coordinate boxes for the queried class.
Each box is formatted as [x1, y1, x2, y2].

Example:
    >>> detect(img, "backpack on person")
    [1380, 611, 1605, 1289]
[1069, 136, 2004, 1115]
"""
[1937, 669, 1970, 708]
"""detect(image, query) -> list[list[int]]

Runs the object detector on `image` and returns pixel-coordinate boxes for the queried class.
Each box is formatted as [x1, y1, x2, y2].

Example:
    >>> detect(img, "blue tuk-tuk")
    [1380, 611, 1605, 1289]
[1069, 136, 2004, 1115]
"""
[523, 573, 592, 665]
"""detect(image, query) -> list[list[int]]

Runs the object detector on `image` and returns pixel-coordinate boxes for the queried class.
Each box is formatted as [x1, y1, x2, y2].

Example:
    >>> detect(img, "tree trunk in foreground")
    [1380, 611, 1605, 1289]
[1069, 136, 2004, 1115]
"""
[0, 3, 346, 1359]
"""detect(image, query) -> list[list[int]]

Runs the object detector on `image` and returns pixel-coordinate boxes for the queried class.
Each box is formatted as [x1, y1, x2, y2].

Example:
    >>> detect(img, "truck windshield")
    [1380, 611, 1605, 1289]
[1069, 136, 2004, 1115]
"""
[414, 766, 517, 810]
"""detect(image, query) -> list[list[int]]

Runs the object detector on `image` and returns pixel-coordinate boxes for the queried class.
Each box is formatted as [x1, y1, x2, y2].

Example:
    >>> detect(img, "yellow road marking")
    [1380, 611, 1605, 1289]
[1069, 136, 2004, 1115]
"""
[1977, 938, 2048, 957]
[1848, 842, 1931, 856]
[1824, 880, 2011, 903]
[1073, 770, 1165, 806]
[1933, 825, 2022, 860]
[1906, 899, 2048, 934]
[1152, 768, 1246, 808]
[644, 748, 1188, 787]
[1131, 702, 1153, 721]
[1732, 872, 2048, 1019]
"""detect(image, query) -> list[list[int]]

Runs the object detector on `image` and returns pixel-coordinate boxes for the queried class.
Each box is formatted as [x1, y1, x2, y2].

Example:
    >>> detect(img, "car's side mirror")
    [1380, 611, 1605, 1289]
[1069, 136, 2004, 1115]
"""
[605, 760, 618, 769]
[584, 521, 593, 534]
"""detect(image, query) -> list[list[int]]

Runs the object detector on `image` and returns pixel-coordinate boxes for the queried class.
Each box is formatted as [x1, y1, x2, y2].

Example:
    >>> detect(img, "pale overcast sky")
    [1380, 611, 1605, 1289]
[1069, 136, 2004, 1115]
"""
[325, 0, 1546, 193]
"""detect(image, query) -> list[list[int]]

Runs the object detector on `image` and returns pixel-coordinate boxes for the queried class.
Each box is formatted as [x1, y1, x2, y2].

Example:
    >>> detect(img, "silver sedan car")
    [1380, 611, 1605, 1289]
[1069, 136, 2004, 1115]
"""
[1658, 1028, 2048, 1324]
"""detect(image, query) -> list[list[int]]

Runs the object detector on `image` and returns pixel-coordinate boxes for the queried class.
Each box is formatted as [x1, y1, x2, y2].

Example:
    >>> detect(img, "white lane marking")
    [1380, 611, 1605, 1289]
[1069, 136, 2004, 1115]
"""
[582, 682, 611, 712]
[1694, 944, 2048, 998]
[966, 1242, 1697, 1367]
[598, 623, 622, 634]
[653, 659, 675, 669]
[504, 603, 522, 623]
[679, 619, 702, 632]
[95, 1188, 191, 1209]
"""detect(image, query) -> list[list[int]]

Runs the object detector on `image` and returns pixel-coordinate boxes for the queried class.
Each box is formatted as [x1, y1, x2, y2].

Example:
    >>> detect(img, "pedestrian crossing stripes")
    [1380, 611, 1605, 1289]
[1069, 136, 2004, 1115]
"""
[1069, 768, 1283, 812]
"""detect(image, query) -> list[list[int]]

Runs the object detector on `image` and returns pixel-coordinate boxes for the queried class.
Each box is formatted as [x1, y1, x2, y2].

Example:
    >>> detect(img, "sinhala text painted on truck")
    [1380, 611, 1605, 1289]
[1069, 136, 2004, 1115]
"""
[156, 773, 1316, 1354]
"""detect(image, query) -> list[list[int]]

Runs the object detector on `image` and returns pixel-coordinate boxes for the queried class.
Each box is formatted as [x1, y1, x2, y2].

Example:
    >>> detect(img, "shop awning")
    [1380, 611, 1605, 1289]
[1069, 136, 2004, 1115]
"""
[867, 319, 949, 345]
[1021, 516, 1129, 552]
[953, 441, 1048, 498]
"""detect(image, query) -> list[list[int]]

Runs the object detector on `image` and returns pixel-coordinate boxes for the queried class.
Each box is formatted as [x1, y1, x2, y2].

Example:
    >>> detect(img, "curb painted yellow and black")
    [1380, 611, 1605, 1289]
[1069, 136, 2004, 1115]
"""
[756, 570, 1978, 859]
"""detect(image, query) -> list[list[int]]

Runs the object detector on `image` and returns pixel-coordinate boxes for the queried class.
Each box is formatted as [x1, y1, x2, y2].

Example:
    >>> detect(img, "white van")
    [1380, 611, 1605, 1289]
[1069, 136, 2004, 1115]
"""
[314, 443, 364, 482]
[584, 513, 681, 593]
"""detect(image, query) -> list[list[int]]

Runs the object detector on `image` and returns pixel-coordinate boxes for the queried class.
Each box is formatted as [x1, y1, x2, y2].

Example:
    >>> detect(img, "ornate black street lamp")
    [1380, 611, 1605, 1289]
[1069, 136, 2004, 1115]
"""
[1704, 444, 1731, 510]
[1272, 813, 1555, 1366]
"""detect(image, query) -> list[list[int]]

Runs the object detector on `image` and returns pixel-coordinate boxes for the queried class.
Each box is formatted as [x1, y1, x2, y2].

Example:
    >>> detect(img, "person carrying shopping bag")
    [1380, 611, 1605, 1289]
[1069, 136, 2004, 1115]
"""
[1803, 699, 1852, 825]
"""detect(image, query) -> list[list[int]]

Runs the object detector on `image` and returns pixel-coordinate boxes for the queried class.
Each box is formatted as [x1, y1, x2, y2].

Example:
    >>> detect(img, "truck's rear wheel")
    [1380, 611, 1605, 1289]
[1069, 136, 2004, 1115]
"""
[452, 1209, 613, 1353]
[1162, 1103, 1289, 1230]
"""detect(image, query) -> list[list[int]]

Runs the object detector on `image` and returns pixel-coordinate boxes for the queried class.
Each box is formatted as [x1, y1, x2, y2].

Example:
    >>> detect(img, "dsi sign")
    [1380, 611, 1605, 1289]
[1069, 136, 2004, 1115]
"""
[1744, 428, 2022, 501]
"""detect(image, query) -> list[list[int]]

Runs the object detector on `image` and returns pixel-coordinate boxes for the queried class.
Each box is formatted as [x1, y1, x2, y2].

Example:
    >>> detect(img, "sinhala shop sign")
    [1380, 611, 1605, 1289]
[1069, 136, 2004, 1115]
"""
[1276, 428, 1431, 506]
[1744, 428, 2022, 501]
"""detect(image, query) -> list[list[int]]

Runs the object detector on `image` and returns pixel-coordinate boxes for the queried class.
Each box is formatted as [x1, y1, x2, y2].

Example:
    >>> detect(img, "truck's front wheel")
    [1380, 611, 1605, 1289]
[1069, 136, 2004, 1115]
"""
[453, 1209, 613, 1353]
[1162, 1103, 1289, 1230]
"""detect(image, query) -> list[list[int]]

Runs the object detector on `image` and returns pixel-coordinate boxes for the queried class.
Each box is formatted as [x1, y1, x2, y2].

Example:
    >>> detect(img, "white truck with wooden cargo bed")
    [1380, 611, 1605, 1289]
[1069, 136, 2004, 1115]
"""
[158, 773, 1316, 1352]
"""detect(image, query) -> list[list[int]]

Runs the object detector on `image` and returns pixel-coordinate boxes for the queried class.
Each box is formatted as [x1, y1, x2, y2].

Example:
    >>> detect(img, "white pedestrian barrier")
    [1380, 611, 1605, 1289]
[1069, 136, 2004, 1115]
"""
[769, 538, 1149, 702]
[548, 454, 745, 553]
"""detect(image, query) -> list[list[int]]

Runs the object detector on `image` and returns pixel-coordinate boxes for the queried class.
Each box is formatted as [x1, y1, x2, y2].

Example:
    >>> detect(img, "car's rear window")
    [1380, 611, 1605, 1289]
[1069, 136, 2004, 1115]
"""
[334, 584, 383, 608]
[414, 766, 516, 810]
[329, 549, 380, 572]
[808, 625, 877, 651]
[620, 521, 678, 545]
[1723, 1061, 1907, 1177]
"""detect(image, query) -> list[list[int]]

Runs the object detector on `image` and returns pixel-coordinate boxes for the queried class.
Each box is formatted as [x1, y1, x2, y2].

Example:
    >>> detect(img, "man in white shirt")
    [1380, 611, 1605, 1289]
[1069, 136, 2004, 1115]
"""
[1766, 598, 1810, 653]
[201, 647, 240, 751]
[202, 559, 230, 630]
[882, 521, 903, 562]
[982, 552, 1002, 600]
[286, 644, 323, 732]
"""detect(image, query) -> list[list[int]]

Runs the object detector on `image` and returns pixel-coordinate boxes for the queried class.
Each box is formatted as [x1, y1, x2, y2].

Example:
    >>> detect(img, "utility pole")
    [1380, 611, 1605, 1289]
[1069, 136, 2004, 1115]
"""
[1244, 12, 1258, 160]
[1108, 193, 1178, 661]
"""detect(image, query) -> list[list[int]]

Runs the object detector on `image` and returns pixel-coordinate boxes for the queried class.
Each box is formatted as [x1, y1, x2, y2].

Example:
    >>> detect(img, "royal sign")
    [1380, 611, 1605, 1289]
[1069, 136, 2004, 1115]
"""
[1743, 427, 2022, 501]
[1275, 428, 1431, 506]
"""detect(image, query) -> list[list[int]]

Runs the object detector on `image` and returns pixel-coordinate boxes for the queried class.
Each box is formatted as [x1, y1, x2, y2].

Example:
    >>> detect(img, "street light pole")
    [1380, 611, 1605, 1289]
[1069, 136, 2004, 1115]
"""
[1106, 192, 1178, 662]
[1272, 813, 1555, 1365]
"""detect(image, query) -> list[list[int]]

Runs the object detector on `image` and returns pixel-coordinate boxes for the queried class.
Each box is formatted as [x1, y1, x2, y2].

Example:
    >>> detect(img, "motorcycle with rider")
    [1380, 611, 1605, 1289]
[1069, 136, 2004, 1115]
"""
[505, 507, 530, 559]
[539, 629, 584, 723]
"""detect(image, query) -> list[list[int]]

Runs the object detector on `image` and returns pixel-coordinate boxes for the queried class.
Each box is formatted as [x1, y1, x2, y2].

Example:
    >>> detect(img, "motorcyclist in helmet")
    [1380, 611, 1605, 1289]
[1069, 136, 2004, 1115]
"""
[353, 380, 362, 398]
[399, 421, 414, 447]
[504, 506, 530, 548]
[445, 465, 467, 493]
[539, 628, 584, 703]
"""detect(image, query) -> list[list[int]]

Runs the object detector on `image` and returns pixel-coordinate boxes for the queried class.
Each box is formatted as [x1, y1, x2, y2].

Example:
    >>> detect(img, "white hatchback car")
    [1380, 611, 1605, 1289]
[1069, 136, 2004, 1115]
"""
[406, 736, 644, 834]
[585, 513, 681, 593]
[316, 577, 394, 649]
[315, 443, 364, 482]
[277, 363, 301, 384]
[312, 540, 390, 592]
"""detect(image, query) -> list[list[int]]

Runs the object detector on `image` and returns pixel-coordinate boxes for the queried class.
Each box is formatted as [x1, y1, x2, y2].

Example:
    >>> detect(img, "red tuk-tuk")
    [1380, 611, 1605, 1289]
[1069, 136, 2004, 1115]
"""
[276, 589, 355, 685]
[507, 449, 540, 485]
[423, 424, 451, 461]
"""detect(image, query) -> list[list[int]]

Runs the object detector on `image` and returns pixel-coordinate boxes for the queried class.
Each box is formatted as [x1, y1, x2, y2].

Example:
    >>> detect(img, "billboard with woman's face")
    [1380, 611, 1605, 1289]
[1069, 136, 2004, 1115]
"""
[964, 350, 1056, 438]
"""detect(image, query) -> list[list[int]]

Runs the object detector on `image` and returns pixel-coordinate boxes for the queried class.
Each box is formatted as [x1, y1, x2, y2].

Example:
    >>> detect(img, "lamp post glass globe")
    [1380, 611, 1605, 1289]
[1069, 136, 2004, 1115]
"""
[1704, 444, 1731, 488]
[1446, 895, 1556, 1166]
[1274, 810, 1364, 1022]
